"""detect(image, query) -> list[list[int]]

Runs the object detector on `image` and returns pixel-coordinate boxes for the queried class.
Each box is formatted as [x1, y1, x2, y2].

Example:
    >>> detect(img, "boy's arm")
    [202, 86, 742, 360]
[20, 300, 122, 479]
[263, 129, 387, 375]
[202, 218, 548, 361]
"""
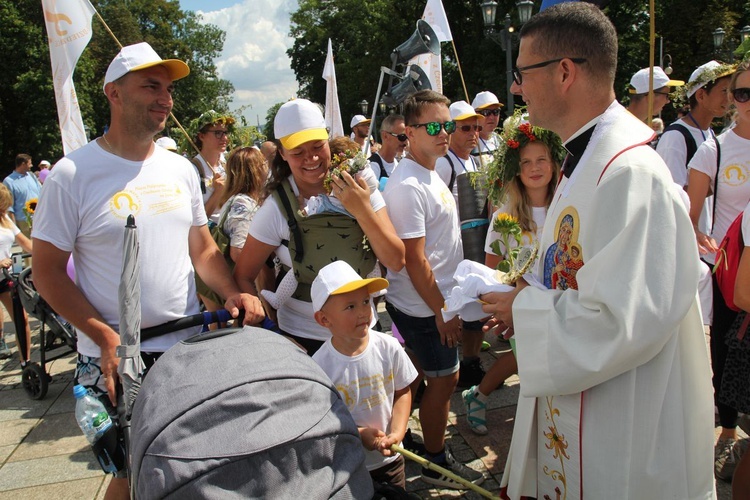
[377, 386, 412, 456]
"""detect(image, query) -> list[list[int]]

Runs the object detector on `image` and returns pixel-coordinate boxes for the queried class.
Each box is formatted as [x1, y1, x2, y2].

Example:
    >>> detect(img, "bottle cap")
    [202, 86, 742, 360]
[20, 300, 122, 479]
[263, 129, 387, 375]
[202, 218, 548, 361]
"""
[73, 385, 87, 399]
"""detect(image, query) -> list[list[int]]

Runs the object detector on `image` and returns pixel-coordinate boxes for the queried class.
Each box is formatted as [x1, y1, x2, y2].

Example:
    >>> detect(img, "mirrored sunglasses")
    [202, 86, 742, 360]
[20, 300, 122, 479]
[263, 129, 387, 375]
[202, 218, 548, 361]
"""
[410, 121, 456, 136]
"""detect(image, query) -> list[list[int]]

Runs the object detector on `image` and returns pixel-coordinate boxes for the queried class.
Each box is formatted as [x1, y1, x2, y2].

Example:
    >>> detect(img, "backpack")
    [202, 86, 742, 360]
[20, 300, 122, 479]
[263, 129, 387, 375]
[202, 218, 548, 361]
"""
[195, 197, 235, 304]
[130, 327, 373, 499]
[714, 210, 745, 312]
[190, 157, 207, 194]
[663, 123, 697, 163]
[368, 152, 388, 179]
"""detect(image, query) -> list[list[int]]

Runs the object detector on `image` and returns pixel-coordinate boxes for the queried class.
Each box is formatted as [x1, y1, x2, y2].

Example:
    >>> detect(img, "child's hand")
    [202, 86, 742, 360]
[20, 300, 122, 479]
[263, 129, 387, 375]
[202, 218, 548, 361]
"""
[376, 433, 402, 457]
[359, 427, 386, 451]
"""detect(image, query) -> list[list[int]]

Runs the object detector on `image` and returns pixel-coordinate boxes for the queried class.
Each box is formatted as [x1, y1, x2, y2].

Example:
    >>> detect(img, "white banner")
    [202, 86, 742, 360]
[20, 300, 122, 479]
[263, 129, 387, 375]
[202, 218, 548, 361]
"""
[322, 39, 345, 139]
[41, 0, 96, 154]
[408, 0, 451, 94]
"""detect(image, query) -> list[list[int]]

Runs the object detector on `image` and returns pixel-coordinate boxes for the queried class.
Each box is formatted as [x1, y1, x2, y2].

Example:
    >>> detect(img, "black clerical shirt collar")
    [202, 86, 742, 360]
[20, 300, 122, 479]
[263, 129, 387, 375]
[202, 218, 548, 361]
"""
[561, 125, 596, 178]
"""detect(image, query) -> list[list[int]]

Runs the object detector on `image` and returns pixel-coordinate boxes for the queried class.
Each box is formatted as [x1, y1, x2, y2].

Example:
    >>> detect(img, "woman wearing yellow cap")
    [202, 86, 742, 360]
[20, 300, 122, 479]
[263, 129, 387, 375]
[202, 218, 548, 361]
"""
[234, 100, 405, 355]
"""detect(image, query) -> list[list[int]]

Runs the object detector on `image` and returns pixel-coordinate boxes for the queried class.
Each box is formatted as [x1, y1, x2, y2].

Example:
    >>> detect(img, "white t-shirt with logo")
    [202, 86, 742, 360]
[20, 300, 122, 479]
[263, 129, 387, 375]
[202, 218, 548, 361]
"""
[33, 141, 207, 356]
[383, 158, 463, 317]
[689, 129, 750, 264]
[312, 330, 418, 471]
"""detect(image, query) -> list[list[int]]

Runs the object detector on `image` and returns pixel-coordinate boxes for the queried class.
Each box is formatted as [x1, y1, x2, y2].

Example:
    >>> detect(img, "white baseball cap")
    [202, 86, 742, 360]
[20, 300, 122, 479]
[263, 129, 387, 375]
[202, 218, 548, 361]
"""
[471, 91, 503, 110]
[155, 136, 178, 151]
[450, 101, 484, 122]
[350, 115, 371, 129]
[274, 99, 329, 150]
[686, 60, 736, 98]
[311, 261, 388, 313]
[38, 160, 51, 167]
[103, 42, 190, 92]
[629, 67, 684, 94]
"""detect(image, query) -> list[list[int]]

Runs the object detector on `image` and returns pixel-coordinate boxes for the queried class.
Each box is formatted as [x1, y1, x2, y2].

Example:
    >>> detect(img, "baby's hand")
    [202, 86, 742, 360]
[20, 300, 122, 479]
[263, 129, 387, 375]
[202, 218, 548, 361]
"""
[359, 427, 386, 451]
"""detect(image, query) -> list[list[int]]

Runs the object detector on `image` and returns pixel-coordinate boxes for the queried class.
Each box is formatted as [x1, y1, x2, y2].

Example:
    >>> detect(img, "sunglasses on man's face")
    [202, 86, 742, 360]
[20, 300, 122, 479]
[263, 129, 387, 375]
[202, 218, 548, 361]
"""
[733, 88, 750, 104]
[459, 124, 483, 133]
[386, 131, 408, 142]
[409, 121, 456, 136]
[479, 108, 501, 117]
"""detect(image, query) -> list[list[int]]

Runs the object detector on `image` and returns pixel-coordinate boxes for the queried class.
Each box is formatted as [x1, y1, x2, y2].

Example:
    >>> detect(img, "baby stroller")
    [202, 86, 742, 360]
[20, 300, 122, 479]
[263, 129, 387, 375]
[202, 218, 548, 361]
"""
[6, 261, 77, 400]
[127, 325, 374, 499]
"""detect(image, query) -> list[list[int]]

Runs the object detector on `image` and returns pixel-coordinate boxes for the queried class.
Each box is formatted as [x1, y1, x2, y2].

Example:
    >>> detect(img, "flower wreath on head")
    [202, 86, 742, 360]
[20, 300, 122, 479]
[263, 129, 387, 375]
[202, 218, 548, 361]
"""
[670, 61, 737, 110]
[182, 109, 238, 152]
[480, 107, 566, 206]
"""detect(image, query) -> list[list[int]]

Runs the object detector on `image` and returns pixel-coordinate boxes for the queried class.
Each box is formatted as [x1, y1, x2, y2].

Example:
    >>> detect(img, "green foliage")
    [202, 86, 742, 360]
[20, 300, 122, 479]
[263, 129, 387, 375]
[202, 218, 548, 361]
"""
[0, 0, 233, 174]
[263, 101, 285, 141]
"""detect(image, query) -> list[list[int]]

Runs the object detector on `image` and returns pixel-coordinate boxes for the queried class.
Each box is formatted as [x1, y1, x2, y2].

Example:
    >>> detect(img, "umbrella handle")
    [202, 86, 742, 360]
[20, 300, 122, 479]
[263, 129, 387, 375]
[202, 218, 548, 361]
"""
[390, 444, 497, 499]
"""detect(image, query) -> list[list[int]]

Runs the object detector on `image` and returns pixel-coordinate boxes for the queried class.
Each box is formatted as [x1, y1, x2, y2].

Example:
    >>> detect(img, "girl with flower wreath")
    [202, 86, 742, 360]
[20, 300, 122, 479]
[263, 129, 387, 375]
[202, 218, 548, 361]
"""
[0, 184, 32, 362]
[461, 116, 564, 435]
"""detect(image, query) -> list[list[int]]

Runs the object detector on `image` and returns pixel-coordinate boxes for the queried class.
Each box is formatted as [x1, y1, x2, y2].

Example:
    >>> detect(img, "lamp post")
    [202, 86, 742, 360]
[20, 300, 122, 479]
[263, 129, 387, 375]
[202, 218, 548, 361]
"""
[359, 100, 368, 115]
[481, 0, 535, 109]
[712, 26, 750, 61]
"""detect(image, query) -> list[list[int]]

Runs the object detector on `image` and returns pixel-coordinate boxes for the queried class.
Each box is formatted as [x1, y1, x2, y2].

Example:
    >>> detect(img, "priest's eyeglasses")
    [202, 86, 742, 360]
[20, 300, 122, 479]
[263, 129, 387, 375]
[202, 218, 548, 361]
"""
[512, 58, 588, 86]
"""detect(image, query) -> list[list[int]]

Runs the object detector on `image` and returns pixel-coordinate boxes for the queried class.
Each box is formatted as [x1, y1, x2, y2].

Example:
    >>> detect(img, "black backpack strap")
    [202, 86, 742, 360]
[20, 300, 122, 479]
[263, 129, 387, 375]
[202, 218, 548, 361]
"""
[275, 183, 304, 263]
[443, 154, 457, 191]
[368, 153, 387, 178]
[190, 157, 207, 194]
[663, 123, 698, 165]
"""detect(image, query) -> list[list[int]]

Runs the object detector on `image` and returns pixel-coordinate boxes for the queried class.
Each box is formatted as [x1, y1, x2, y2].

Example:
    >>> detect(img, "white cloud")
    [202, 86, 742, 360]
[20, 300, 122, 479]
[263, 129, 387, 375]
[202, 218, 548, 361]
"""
[195, 0, 300, 129]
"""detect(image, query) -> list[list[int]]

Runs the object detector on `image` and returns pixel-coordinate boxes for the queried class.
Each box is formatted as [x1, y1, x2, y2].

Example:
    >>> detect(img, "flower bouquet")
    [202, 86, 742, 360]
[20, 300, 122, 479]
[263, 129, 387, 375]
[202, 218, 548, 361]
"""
[323, 149, 372, 194]
[489, 212, 539, 285]
[23, 198, 38, 228]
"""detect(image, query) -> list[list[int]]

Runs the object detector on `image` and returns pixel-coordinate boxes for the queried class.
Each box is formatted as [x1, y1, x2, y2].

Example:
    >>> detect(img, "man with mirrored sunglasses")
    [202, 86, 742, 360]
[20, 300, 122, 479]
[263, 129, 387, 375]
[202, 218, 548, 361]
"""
[383, 90, 485, 489]
[369, 114, 407, 183]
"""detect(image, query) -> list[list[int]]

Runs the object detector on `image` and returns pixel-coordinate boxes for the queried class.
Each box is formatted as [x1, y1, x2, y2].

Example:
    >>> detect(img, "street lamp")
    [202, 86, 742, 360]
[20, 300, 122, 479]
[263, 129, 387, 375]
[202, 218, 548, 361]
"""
[741, 25, 750, 43]
[481, 0, 535, 109]
[713, 27, 726, 55]
[359, 100, 368, 115]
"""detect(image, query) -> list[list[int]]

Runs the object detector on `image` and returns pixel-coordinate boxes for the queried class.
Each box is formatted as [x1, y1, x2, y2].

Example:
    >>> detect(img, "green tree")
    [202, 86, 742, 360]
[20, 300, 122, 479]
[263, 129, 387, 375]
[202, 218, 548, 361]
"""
[263, 101, 285, 140]
[0, 0, 234, 173]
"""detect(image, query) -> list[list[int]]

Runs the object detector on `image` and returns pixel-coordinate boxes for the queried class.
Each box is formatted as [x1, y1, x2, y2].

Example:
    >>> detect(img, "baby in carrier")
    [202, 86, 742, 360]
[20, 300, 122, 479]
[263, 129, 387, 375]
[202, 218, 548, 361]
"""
[261, 138, 384, 310]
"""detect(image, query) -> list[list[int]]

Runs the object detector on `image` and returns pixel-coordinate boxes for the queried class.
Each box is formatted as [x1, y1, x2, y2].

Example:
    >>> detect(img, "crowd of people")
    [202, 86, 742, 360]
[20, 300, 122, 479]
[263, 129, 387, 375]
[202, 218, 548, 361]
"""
[0, 1, 744, 498]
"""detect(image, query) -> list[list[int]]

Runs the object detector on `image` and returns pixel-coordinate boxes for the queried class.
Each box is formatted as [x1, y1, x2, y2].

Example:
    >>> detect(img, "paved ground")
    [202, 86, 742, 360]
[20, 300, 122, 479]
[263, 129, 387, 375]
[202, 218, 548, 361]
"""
[0, 309, 740, 499]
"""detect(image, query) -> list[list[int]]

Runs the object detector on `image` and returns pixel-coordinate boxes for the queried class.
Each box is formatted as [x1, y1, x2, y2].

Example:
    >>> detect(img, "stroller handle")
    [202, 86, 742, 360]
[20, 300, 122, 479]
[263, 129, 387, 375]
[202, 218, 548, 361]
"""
[141, 310, 276, 342]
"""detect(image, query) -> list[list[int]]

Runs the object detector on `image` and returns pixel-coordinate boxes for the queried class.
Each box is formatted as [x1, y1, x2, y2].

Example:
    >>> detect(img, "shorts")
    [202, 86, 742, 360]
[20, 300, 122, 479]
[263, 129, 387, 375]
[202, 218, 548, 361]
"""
[385, 303, 459, 378]
[370, 455, 405, 490]
[0, 278, 10, 294]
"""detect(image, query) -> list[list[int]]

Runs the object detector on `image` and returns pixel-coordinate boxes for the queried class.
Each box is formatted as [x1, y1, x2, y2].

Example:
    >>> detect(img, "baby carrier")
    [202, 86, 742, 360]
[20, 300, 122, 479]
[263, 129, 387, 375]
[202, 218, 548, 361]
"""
[272, 179, 376, 301]
[129, 326, 373, 499]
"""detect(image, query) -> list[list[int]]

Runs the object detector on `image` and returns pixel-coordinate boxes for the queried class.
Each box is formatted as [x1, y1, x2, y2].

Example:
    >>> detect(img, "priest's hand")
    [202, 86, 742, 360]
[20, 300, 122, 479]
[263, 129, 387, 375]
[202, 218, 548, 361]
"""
[480, 277, 529, 330]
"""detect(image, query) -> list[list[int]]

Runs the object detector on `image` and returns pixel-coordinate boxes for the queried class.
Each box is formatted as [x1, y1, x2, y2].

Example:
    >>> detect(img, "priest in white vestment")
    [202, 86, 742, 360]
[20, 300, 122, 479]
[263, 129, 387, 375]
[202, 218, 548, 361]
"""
[480, 4, 715, 499]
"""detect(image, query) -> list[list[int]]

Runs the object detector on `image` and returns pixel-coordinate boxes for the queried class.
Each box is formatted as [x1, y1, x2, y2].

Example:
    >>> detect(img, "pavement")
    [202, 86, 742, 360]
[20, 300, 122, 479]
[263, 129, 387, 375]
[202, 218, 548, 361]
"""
[0, 308, 740, 499]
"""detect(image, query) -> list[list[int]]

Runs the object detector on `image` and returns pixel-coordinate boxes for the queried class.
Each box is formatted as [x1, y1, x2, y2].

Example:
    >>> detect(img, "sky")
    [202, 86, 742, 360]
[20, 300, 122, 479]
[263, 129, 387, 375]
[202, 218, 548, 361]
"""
[178, 0, 300, 128]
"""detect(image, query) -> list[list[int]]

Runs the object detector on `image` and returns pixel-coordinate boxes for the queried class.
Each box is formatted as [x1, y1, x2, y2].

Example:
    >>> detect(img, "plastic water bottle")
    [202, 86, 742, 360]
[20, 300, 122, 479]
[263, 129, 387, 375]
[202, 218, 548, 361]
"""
[73, 385, 120, 473]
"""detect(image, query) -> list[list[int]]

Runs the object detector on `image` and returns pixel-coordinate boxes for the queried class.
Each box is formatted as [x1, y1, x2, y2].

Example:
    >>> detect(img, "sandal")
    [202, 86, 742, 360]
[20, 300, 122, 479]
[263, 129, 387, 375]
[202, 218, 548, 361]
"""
[462, 386, 488, 435]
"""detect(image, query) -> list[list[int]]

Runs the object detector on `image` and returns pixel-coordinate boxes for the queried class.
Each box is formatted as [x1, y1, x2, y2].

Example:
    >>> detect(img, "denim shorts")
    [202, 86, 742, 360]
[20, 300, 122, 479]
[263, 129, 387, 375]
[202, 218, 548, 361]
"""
[385, 303, 459, 378]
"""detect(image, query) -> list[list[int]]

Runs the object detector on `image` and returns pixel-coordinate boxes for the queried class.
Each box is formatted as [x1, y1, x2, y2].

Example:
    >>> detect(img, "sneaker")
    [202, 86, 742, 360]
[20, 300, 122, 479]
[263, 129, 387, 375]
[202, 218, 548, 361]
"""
[421, 446, 485, 489]
[462, 386, 488, 435]
[457, 358, 485, 388]
[0, 338, 11, 360]
[402, 428, 426, 456]
[480, 340, 491, 352]
[715, 437, 741, 481]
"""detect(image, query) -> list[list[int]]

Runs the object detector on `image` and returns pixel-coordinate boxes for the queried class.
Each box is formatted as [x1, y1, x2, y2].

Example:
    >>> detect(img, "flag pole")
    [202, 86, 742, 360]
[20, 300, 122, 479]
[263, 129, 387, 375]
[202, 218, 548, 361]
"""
[647, 0, 655, 126]
[450, 40, 470, 102]
[91, 9, 203, 157]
